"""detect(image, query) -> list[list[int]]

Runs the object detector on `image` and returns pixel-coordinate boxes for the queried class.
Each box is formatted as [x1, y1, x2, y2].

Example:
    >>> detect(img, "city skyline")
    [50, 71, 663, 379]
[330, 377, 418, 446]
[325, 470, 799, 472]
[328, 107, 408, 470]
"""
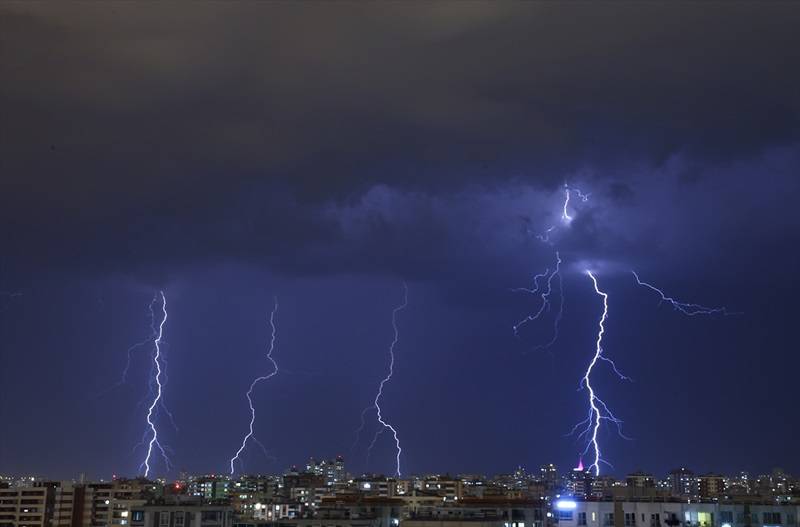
[3, 457, 798, 498]
[2, 459, 797, 527]
[2, 462, 797, 489]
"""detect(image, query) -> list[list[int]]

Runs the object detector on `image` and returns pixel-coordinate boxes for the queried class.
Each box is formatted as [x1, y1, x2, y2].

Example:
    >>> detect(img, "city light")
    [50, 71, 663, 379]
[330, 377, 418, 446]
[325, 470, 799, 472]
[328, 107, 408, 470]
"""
[555, 499, 577, 510]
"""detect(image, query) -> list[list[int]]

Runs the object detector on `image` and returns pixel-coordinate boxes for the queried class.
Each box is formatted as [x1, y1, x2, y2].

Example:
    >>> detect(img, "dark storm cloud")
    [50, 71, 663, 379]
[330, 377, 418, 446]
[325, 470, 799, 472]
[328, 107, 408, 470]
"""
[1, 2, 799, 283]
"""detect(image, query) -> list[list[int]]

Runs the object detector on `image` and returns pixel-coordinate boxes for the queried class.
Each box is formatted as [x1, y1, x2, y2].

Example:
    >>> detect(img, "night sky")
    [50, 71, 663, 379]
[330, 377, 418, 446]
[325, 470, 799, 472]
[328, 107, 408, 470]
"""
[1, 3, 799, 481]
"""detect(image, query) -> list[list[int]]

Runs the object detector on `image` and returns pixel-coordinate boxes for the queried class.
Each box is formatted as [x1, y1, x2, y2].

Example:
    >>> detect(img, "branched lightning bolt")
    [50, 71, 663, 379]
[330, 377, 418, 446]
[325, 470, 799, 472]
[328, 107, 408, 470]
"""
[536, 226, 556, 243]
[573, 188, 590, 202]
[230, 296, 279, 475]
[365, 426, 385, 468]
[351, 405, 373, 456]
[535, 267, 564, 352]
[515, 181, 733, 477]
[155, 354, 179, 432]
[358, 282, 408, 476]
[514, 183, 588, 350]
[141, 290, 171, 478]
[573, 271, 629, 476]
[109, 302, 159, 396]
[512, 252, 564, 352]
[511, 267, 551, 296]
[95, 325, 156, 404]
[120, 337, 154, 386]
[631, 271, 734, 316]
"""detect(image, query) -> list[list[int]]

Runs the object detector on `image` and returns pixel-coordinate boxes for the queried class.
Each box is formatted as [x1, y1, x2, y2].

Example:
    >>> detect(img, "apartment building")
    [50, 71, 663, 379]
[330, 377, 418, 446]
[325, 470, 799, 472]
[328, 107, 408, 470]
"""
[0, 484, 50, 527]
[0, 479, 153, 527]
[129, 500, 233, 527]
[552, 499, 800, 527]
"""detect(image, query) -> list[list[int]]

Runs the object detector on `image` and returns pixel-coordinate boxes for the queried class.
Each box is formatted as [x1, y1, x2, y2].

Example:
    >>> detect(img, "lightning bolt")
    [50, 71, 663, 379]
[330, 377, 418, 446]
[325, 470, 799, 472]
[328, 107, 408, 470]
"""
[515, 182, 733, 477]
[357, 282, 408, 476]
[512, 252, 564, 352]
[230, 296, 279, 475]
[632, 271, 734, 316]
[113, 301, 160, 393]
[94, 303, 158, 402]
[573, 188, 590, 202]
[351, 405, 373, 457]
[513, 183, 589, 350]
[562, 187, 573, 222]
[141, 290, 171, 478]
[575, 271, 628, 476]
[561, 183, 590, 224]
[536, 226, 556, 243]
[572, 267, 727, 477]
[516, 184, 627, 472]
[120, 337, 154, 386]
[536, 266, 565, 352]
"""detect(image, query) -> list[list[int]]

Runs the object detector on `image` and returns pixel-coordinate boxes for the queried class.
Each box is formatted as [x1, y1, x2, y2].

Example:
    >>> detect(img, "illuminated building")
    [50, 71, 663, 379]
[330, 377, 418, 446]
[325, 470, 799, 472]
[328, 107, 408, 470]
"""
[697, 475, 725, 500]
[0, 479, 156, 527]
[552, 499, 799, 527]
[667, 469, 697, 498]
[305, 456, 347, 486]
[188, 478, 231, 501]
[566, 460, 595, 499]
[0, 482, 59, 527]
[625, 473, 656, 490]
[540, 465, 559, 491]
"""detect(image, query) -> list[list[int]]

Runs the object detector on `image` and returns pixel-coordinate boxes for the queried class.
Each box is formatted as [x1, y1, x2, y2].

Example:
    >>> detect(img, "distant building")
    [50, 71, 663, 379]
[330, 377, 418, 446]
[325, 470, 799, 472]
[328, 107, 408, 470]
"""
[0, 479, 154, 527]
[552, 498, 799, 527]
[130, 499, 233, 527]
[0, 482, 59, 527]
[565, 461, 594, 500]
[305, 457, 346, 487]
[667, 469, 697, 498]
[626, 472, 656, 490]
[697, 475, 725, 499]
[405, 497, 544, 527]
[189, 479, 231, 502]
[416, 477, 462, 501]
[540, 465, 559, 491]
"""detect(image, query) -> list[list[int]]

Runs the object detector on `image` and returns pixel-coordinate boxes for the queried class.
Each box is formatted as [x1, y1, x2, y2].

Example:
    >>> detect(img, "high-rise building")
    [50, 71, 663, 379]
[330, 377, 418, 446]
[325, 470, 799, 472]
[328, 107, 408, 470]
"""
[188, 478, 230, 502]
[0, 479, 154, 527]
[697, 474, 725, 499]
[667, 468, 697, 498]
[0, 482, 54, 527]
[540, 464, 559, 491]
[304, 456, 347, 486]
[129, 500, 233, 527]
[625, 472, 655, 490]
